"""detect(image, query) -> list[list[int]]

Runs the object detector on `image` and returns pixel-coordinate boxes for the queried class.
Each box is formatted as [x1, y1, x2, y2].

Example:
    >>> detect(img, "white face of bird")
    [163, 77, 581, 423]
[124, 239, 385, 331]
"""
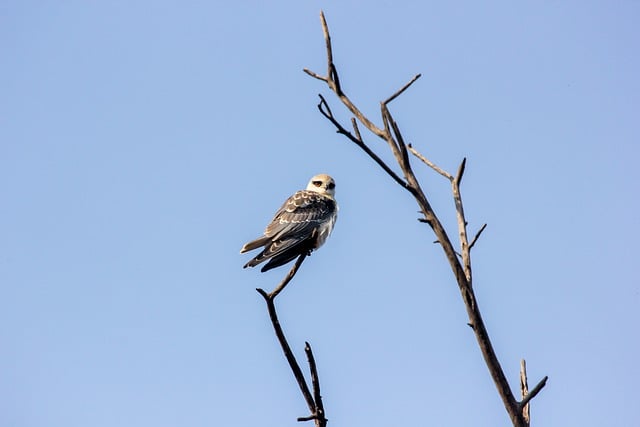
[306, 174, 336, 197]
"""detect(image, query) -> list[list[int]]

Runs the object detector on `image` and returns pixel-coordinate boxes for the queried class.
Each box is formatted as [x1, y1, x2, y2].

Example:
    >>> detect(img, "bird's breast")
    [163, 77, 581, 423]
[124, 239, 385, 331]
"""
[313, 210, 337, 249]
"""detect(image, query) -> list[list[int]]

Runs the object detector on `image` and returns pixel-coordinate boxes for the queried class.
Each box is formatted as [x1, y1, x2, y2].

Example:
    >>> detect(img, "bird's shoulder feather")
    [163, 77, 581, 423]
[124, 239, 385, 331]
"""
[264, 190, 336, 237]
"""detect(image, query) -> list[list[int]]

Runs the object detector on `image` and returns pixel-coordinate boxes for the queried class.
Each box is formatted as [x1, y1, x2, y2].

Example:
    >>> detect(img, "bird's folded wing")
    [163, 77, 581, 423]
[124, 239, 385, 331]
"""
[264, 190, 336, 240]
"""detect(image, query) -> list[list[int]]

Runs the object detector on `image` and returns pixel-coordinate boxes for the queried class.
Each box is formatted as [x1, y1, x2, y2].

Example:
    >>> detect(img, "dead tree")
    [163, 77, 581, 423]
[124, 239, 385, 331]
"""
[303, 11, 548, 427]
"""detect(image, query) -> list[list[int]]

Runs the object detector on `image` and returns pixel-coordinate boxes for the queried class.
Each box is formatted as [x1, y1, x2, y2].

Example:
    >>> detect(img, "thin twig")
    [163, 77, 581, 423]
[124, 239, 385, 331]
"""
[351, 118, 362, 142]
[319, 11, 334, 84]
[269, 253, 308, 299]
[431, 238, 464, 258]
[520, 375, 549, 409]
[305, 342, 326, 424]
[469, 223, 488, 250]
[455, 157, 467, 188]
[408, 144, 453, 180]
[303, 68, 328, 82]
[387, 109, 412, 171]
[329, 63, 342, 95]
[384, 73, 422, 105]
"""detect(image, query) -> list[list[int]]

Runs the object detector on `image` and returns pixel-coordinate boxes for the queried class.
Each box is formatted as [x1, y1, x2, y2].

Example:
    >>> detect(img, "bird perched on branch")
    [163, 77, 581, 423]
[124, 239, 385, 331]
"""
[241, 174, 338, 272]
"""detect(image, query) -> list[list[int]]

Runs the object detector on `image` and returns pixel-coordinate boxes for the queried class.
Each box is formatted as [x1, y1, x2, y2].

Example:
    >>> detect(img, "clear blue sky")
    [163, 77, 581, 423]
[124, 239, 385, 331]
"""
[2, 2, 639, 426]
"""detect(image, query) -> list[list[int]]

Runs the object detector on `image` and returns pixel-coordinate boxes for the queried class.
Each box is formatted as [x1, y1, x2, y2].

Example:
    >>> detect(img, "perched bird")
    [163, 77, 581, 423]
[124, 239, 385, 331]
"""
[241, 174, 338, 272]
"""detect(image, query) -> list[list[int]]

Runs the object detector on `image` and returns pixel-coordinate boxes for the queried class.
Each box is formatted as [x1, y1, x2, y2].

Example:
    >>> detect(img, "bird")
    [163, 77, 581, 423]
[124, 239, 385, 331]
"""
[240, 174, 338, 272]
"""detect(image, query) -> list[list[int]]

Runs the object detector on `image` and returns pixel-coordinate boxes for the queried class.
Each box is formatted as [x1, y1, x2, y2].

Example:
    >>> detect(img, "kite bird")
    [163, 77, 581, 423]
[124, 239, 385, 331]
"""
[241, 174, 338, 272]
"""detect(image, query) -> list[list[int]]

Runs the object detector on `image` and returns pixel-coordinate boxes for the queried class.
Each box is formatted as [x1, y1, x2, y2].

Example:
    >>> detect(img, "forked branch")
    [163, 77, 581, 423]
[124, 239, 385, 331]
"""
[317, 94, 408, 190]
[256, 255, 327, 427]
[305, 10, 547, 426]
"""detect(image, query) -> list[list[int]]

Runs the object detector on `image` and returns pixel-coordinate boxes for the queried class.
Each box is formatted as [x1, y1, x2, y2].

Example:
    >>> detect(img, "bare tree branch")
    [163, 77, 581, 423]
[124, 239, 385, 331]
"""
[317, 94, 408, 190]
[451, 157, 472, 282]
[305, 10, 547, 426]
[520, 359, 531, 426]
[408, 144, 452, 180]
[380, 105, 406, 172]
[384, 73, 422, 105]
[455, 157, 467, 187]
[469, 223, 488, 250]
[305, 12, 386, 138]
[267, 252, 308, 299]
[520, 374, 549, 412]
[305, 342, 326, 424]
[304, 68, 328, 83]
[256, 256, 327, 427]
[319, 11, 335, 90]
[256, 291, 314, 417]
[350, 118, 362, 142]
[386, 107, 413, 174]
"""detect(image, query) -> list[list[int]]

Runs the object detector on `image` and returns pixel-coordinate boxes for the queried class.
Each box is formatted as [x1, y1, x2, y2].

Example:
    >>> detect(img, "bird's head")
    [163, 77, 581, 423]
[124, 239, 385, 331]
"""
[306, 174, 336, 198]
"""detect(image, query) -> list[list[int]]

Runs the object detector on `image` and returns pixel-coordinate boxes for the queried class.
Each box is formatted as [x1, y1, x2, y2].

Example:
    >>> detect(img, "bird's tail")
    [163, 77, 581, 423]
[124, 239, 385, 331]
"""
[240, 236, 270, 253]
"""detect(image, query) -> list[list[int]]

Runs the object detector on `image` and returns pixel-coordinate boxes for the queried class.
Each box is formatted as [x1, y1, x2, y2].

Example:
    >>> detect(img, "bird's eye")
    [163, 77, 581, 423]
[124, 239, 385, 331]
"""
[327, 182, 335, 189]
[312, 181, 322, 187]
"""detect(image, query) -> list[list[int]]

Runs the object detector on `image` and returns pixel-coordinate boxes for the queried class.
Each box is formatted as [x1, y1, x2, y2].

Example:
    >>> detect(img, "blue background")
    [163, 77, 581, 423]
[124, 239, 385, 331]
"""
[2, 2, 639, 426]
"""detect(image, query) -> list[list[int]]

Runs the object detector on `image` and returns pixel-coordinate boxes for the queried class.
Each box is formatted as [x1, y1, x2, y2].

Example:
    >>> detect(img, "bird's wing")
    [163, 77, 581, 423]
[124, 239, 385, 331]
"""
[242, 190, 337, 271]
[242, 190, 336, 270]
[258, 235, 316, 272]
[246, 191, 334, 264]
[264, 190, 336, 241]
